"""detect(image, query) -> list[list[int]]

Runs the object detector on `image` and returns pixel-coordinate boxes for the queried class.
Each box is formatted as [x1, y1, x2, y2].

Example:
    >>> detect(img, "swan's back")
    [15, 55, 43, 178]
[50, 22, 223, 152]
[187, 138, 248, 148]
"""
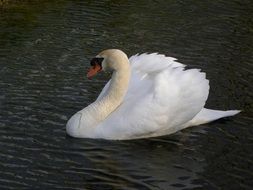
[94, 53, 210, 139]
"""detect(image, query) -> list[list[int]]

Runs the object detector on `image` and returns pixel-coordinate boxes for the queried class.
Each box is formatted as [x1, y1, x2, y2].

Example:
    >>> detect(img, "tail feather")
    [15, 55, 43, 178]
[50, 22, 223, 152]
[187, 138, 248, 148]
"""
[187, 108, 241, 127]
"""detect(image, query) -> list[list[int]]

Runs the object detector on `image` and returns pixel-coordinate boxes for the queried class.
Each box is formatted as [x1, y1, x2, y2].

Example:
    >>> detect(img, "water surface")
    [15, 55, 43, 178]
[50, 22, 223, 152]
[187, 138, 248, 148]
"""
[0, 0, 252, 189]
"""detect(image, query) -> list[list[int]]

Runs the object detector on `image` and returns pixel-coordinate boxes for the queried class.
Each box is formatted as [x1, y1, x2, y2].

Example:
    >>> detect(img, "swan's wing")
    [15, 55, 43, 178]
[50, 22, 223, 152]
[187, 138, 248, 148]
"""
[129, 53, 185, 73]
[96, 54, 209, 139]
[96, 53, 184, 101]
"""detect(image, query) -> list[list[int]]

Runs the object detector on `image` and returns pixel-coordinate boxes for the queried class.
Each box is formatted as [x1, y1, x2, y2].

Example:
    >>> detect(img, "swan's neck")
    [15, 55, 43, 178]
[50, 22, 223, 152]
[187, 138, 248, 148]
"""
[84, 61, 130, 124]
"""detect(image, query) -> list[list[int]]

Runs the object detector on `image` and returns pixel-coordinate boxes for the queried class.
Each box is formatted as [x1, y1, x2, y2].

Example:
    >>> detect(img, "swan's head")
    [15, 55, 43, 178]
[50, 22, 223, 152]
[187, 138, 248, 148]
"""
[87, 49, 128, 79]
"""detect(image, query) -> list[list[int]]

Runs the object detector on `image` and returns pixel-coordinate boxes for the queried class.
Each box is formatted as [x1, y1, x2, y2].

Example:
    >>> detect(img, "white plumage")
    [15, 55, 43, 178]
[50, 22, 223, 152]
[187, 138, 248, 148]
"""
[66, 49, 240, 140]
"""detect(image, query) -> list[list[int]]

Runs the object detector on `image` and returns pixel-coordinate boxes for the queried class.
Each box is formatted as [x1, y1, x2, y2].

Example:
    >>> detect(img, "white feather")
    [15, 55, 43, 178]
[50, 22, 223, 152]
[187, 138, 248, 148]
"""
[66, 50, 240, 140]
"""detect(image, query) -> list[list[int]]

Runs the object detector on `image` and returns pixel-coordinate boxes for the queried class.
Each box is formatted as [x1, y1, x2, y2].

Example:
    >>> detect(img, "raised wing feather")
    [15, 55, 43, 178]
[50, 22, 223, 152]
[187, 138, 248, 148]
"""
[96, 53, 184, 101]
[96, 53, 209, 139]
[129, 53, 185, 73]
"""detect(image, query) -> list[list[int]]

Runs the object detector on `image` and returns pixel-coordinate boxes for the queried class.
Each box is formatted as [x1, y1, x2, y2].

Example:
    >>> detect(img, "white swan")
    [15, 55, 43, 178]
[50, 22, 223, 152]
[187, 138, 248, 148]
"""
[66, 49, 240, 140]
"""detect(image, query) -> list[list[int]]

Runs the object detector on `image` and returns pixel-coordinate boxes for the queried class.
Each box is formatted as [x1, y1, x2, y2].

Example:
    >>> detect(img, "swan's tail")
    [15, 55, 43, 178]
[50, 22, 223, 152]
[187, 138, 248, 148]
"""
[187, 108, 241, 127]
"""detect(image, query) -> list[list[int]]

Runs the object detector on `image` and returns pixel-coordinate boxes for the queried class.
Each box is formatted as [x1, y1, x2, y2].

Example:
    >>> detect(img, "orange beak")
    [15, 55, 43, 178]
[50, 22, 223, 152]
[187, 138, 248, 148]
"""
[87, 63, 102, 79]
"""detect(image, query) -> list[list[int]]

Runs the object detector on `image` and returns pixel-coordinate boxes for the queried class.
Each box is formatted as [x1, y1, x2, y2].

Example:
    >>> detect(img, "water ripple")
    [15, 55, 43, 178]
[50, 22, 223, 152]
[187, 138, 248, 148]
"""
[0, 0, 252, 189]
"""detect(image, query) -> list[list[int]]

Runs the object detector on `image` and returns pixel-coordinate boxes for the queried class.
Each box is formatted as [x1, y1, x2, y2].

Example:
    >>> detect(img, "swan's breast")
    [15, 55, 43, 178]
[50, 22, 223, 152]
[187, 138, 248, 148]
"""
[66, 113, 82, 137]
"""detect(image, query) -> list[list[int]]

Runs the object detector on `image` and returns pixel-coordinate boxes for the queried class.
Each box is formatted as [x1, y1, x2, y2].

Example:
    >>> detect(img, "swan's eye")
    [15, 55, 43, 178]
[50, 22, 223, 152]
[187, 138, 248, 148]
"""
[90, 57, 104, 67]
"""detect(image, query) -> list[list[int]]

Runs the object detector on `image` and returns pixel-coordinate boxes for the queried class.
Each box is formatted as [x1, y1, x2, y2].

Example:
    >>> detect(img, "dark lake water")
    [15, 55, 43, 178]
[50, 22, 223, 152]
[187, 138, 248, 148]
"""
[0, 0, 252, 189]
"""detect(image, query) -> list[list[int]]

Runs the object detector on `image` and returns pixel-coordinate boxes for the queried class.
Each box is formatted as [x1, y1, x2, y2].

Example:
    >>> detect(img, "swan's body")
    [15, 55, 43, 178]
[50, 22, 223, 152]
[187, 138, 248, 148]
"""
[66, 49, 240, 140]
